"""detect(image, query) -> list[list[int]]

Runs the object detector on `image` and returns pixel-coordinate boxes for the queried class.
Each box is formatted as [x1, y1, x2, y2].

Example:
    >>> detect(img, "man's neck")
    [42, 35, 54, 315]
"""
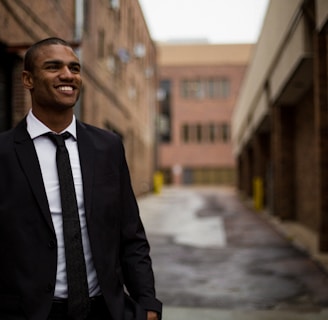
[31, 108, 74, 133]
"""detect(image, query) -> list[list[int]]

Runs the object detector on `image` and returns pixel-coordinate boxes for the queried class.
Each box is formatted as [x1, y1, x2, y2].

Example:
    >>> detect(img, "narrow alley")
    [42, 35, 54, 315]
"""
[138, 187, 328, 320]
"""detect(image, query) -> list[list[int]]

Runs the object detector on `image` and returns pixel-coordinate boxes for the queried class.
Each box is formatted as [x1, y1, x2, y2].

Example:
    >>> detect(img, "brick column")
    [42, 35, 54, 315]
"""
[271, 105, 295, 220]
[252, 134, 264, 178]
[252, 132, 270, 207]
[237, 155, 243, 191]
[314, 31, 328, 252]
[244, 145, 254, 198]
[238, 147, 252, 197]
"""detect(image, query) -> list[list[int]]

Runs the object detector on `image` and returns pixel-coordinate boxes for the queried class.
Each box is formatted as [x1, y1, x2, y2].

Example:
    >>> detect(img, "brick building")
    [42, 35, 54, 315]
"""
[157, 43, 253, 185]
[232, 0, 328, 252]
[0, 0, 157, 195]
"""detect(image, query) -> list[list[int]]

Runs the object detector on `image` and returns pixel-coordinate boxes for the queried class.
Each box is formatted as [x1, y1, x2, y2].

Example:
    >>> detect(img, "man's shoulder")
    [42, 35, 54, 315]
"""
[77, 121, 123, 147]
[0, 127, 15, 143]
[0, 117, 27, 139]
[78, 121, 118, 137]
[0, 128, 16, 158]
[0, 128, 14, 137]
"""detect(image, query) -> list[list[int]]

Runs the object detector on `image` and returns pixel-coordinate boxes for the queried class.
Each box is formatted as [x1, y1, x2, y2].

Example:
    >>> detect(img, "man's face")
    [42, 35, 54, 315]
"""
[24, 44, 82, 112]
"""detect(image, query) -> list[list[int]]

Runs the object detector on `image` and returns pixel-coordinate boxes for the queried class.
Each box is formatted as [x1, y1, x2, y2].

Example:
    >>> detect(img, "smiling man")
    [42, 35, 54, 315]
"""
[22, 39, 82, 133]
[0, 38, 162, 320]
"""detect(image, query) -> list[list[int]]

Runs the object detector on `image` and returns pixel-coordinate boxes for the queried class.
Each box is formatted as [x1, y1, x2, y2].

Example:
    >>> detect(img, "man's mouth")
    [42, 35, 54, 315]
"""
[57, 85, 74, 92]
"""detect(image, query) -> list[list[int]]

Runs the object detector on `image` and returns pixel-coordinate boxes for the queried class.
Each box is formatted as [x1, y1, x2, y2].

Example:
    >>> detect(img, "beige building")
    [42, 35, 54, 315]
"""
[157, 43, 253, 185]
[232, 0, 328, 252]
[0, 0, 157, 195]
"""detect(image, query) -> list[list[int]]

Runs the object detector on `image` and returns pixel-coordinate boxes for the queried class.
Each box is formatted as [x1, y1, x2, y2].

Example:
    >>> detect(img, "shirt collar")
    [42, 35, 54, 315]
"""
[26, 109, 77, 140]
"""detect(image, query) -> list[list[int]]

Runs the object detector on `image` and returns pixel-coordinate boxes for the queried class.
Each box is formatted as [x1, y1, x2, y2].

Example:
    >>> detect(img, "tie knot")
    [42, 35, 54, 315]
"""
[47, 132, 71, 148]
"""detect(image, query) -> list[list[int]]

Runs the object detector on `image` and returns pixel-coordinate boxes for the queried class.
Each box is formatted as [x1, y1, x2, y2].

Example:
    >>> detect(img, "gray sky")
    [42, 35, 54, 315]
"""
[139, 0, 270, 43]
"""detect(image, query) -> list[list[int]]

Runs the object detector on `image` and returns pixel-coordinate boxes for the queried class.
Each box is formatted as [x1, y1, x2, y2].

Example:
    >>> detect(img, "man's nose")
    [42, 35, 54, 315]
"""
[59, 66, 74, 79]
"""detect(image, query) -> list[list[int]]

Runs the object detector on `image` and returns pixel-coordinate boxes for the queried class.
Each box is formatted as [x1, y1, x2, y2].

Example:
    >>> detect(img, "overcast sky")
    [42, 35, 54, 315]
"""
[138, 0, 270, 44]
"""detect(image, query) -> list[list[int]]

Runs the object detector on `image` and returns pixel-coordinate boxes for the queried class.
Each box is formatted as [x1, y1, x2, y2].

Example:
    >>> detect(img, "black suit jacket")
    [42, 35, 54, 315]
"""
[0, 118, 162, 320]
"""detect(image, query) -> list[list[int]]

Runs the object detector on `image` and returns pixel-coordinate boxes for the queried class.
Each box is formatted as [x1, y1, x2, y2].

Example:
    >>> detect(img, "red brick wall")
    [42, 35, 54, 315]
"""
[11, 59, 30, 126]
[271, 104, 296, 220]
[1, 0, 157, 195]
[294, 89, 318, 230]
[158, 63, 247, 184]
[0, 0, 75, 44]
[314, 31, 328, 250]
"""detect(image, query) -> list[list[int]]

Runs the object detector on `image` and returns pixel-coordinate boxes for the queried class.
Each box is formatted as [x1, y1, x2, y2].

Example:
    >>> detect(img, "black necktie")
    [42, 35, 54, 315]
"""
[47, 132, 90, 320]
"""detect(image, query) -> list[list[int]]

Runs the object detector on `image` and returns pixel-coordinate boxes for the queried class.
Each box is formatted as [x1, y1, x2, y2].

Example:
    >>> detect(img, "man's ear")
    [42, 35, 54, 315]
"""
[22, 71, 34, 89]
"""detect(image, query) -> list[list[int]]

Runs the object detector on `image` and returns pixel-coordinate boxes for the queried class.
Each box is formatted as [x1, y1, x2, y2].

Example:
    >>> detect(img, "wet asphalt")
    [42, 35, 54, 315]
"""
[138, 186, 328, 320]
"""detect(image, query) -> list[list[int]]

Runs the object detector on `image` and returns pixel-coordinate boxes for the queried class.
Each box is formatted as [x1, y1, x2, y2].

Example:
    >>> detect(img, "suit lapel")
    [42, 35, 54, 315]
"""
[14, 118, 55, 232]
[76, 121, 95, 220]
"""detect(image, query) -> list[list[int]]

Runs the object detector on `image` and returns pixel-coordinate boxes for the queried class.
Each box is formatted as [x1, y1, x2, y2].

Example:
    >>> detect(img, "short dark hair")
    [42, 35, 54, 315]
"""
[24, 37, 72, 72]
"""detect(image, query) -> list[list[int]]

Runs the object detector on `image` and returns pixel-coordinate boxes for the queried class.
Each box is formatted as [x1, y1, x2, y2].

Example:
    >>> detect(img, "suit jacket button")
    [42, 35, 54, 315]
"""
[48, 240, 56, 249]
[46, 284, 54, 293]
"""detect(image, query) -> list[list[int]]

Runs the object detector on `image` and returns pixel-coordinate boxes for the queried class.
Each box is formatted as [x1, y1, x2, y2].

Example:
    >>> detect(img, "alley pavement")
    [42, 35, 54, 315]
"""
[138, 186, 328, 320]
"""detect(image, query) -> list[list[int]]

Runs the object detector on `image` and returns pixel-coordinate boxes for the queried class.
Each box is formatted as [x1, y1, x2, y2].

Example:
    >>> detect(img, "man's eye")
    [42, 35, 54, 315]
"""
[70, 66, 80, 73]
[46, 65, 59, 70]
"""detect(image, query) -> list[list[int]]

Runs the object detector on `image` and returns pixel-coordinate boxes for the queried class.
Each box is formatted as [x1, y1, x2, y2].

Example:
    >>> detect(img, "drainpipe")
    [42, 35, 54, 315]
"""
[74, 0, 84, 120]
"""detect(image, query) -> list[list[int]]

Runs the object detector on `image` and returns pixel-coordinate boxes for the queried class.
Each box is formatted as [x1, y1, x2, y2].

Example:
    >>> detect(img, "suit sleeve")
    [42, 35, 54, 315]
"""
[118, 141, 162, 316]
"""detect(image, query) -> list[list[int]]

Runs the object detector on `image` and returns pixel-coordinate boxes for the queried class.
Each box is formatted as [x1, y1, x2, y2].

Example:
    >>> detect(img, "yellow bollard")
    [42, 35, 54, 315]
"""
[153, 171, 163, 194]
[253, 177, 263, 211]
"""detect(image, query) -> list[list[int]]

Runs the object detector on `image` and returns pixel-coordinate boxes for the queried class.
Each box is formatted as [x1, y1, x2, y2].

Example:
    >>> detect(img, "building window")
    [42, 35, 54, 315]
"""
[219, 78, 230, 98]
[182, 124, 189, 143]
[221, 123, 230, 142]
[207, 79, 215, 98]
[83, 0, 89, 32]
[159, 80, 172, 142]
[209, 123, 216, 142]
[181, 78, 230, 99]
[109, 0, 120, 10]
[196, 124, 202, 142]
[181, 122, 230, 144]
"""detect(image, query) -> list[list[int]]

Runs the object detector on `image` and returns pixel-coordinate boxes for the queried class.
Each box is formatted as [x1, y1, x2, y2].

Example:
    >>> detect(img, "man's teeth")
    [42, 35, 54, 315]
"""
[58, 86, 73, 91]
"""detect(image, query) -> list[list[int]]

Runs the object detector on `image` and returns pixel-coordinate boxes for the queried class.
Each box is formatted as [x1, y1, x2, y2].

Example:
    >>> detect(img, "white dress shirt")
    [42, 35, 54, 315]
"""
[26, 110, 101, 298]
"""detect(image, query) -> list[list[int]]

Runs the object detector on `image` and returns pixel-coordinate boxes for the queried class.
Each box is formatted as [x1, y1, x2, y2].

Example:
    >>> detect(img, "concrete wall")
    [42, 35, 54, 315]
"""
[232, 0, 328, 252]
[232, 0, 304, 154]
